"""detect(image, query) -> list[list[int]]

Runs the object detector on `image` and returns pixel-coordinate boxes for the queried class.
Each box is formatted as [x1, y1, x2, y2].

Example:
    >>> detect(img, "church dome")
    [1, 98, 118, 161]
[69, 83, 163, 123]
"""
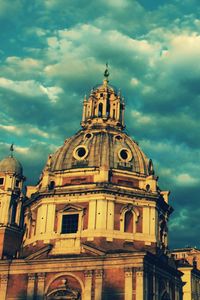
[47, 127, 153, 176]
[45, 67, 154, 177]
[0, 156, 23, 176]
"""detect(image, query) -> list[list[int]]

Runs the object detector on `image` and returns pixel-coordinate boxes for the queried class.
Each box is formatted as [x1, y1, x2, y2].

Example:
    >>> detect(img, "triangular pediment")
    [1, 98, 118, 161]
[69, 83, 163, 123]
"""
[190, 248, 200, 254]
[58, 204, 83, 213]
[82, 242, 106, 256]
[25, 244, 52, 260]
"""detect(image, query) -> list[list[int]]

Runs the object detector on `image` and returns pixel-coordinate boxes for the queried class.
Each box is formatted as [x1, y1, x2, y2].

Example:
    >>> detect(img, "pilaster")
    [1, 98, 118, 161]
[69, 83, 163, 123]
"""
[84, 270, 93, 300]
[37, 272, 45, 300]
[0, 274, 8, 300]
[27, 273, 36, 299]
[95, 269, 103, 300]
[125, 267, 133, 300]
[135, 267, 144, 300]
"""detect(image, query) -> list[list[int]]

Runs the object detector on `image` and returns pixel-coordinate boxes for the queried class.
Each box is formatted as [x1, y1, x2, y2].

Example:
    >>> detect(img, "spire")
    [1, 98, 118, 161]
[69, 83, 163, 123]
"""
[103, 63, 109, 85]
[10, 143, 14, 157]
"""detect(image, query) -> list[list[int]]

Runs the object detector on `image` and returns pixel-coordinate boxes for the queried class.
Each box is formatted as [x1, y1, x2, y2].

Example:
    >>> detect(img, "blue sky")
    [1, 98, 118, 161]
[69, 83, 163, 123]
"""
[0, 0, 200, 249]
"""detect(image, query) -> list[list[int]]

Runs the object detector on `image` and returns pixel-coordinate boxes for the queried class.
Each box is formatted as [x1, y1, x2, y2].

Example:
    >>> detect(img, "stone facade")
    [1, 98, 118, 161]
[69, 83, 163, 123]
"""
[171, 248, 200, 300]
[0, 70, 183, 299]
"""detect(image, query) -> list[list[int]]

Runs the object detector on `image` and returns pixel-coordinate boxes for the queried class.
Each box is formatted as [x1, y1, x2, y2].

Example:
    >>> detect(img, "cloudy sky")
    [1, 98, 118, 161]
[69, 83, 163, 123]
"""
[0, 0, 200, 249]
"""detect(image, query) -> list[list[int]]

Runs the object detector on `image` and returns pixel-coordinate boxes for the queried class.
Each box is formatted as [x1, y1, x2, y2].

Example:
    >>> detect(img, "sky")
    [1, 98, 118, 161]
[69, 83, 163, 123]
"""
[0, 0, 200, 249]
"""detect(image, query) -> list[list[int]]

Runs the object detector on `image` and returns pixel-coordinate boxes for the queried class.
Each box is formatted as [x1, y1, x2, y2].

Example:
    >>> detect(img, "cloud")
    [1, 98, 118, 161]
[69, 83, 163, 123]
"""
[0, 77, 63, 102]
[175, 173, 199, 186]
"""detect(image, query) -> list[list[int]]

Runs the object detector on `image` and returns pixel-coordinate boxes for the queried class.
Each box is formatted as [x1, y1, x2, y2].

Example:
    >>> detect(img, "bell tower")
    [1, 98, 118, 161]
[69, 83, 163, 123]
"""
[0, 145, 25, 258]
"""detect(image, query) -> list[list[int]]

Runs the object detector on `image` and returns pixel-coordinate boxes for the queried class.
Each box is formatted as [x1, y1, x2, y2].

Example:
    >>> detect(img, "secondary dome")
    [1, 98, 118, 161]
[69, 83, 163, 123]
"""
[47, 127, 153, 176]
[0, 156, 23, 176]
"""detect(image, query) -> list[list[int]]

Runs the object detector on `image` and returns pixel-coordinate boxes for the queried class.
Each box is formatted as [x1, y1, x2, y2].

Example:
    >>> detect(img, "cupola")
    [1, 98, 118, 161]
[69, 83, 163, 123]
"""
[81, 64, 125, 130]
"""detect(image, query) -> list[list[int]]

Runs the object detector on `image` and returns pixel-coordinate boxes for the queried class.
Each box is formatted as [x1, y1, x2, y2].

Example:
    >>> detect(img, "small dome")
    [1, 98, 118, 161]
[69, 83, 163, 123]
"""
[0, 156, 23, 176]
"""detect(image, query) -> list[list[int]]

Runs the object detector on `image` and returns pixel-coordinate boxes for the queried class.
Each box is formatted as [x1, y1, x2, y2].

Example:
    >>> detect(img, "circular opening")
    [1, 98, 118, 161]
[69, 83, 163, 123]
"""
[120, 149, 128, 160]
[85, 133, 92, 139]
[118, 148, 132, 162]
[115, 135, 122, 140]
[77, 147, 86, 158]
[73, 145, 88, 160]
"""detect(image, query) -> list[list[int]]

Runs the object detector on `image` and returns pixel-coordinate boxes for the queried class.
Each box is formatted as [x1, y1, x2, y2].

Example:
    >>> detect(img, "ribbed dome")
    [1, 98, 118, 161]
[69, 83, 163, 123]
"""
[0, 156, 23, 176]
[47, 128, 153, 176]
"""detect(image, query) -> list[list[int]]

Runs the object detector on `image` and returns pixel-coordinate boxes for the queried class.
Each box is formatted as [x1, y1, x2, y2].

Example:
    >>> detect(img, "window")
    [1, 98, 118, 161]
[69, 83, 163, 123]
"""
[98, 103, 103, 117]
[118, 148, 132, 162]
[106, 101, 110, 117]
[49, 181, 55, 190]
[120, 204, 140, 234]
[73, 145, 88, 160]
[124, 210, 133, 233]
[0, 178, 4, 185]
[61, 214, 79, 234]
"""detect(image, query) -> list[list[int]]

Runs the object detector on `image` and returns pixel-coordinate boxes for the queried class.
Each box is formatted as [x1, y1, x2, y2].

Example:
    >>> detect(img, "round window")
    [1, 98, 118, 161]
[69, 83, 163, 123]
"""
[115, 135, 122, 141]
[118, 148, 132, 162]
[84, 132, 93, 140]
[73, 145, 88, 160]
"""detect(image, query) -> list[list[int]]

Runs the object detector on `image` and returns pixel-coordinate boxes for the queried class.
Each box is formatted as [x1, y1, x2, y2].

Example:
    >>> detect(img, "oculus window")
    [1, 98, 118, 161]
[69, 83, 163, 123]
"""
[61, 214, 79, 234]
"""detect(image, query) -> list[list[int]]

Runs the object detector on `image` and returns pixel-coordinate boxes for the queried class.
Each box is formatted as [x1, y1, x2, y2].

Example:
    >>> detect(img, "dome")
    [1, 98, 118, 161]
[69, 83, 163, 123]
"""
[44, 68, 154, 177]
[92, 82, 118, 94]
[0, 156, 23, 176]
[47, 127, 153, 176]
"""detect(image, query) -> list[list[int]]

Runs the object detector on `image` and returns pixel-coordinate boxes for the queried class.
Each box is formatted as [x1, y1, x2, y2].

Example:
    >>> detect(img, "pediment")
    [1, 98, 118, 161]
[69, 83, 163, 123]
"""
[25, 244, 52, 260]
[82, 242, 106, 256]
[190, 248, 200, 254]
[58, 204, 83, 213]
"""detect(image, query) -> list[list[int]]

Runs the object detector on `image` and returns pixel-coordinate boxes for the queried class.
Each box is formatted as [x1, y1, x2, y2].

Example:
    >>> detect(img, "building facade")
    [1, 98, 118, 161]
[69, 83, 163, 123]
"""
[0, 70, 183, 299]
[172, 248, 200, 300]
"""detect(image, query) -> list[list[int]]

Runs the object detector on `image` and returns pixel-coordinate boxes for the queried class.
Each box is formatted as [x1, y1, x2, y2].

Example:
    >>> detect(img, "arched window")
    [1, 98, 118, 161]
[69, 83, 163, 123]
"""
[120, 204, 139, 234]
[124, 210, 133, 233]
[106, 100, 110, 117]
[98, 103, 103, 117]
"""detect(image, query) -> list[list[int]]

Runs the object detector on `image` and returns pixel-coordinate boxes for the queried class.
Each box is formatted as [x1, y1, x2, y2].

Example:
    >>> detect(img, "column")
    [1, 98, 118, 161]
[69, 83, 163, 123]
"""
[84, 270, 93, 300]
[0, 274, 8, 300]
[125, 267, 133, 300]
[95, 270, 103, 300]
[27, 273, 36, 299]
[135, 267, 144, 300]
[37, 272, 45, 300]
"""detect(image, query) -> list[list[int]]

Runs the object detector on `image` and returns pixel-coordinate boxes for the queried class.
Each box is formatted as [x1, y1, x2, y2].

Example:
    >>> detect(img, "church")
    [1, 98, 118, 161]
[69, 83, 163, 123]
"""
[0, 68, 183, 299]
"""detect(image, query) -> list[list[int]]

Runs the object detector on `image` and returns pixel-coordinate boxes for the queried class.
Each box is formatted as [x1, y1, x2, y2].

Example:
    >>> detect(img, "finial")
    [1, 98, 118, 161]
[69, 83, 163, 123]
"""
[104, 62, 109, 80]
[10, 143, 14, 157]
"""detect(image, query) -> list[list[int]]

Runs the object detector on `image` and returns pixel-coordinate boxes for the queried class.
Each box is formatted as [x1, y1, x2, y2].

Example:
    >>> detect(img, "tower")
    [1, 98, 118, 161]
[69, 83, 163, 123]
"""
[0, 146, 25, 259]
[0, 69, 183, 300]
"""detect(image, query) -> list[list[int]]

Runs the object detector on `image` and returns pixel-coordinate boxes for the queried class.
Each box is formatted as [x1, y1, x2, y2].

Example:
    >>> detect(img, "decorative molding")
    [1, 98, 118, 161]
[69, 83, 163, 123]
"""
[84, 270, 93, 278]
[37, 272, 45, 282]
[28, 273, 36, 282]
[124, 267, 132, 277]
[134, 267, 144, 273]
[95, 270, 103, 278]
[0, 274, 8, 284]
